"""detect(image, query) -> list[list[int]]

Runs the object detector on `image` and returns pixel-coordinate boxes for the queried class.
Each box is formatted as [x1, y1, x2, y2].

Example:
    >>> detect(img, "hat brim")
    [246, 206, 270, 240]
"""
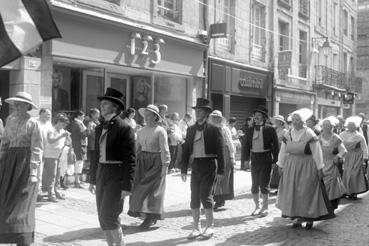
[192, 106, 212, 111]
[254, 109, 268, 117]
[5, 97, 38, 110]
[138, 107, 162, 119]
[98, 96, 125, 110]
[272, 118, 285, 124]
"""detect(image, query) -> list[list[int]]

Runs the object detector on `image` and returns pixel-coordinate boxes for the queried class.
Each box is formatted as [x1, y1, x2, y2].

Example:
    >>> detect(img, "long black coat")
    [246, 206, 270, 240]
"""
[89, 116, 136, 192]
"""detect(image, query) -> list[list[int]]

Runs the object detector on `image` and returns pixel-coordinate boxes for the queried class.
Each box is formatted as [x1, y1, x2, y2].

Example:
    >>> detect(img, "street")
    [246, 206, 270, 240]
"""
[32, 163, 369, 246]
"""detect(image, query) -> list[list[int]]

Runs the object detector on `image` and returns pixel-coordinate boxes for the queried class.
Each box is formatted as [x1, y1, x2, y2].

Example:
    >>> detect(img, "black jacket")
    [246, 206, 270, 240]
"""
[89, 116, 136, 192]
[243, 125, 279, 163]
[181, 122, 225, 175]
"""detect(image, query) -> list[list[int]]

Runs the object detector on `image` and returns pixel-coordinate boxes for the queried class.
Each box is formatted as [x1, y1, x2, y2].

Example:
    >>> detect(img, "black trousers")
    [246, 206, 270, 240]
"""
[251, 152, 272, 194]
[190, 158, 217, 209]
[96, 164, 124, 230]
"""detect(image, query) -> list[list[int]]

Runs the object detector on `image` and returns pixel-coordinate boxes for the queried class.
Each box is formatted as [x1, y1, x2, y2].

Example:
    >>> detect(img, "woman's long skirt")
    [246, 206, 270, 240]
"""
[214, 148, 234, 201]
[342, 149, 368, 195]
[0, 148, 37, 244]
[276, 154, 335, 221]
[128, 152, 166, 220]
[323, 161, 346, 201]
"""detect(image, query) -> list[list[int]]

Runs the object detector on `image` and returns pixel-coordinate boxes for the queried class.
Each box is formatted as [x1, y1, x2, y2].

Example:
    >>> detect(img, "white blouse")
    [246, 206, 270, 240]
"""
[277, 127, 324, 170]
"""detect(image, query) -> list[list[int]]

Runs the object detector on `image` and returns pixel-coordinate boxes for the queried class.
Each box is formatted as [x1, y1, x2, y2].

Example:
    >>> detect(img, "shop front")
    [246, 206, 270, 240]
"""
[209, 57, 273, 128]
[274, 87, 316, 119]
[316, 98, 342, 118]
[41, 5, 206, 122]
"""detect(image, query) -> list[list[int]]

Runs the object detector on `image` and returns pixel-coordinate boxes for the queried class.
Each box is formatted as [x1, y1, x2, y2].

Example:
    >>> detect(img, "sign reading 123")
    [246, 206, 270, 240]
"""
[130, 33, 165, 64]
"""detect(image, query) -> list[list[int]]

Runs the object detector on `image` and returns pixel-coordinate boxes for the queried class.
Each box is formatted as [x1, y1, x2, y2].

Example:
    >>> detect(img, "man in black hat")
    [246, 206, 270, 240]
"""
[243, 105, 279, 217]
[181, 98, 225, 240]
[89, 88, 136, 246]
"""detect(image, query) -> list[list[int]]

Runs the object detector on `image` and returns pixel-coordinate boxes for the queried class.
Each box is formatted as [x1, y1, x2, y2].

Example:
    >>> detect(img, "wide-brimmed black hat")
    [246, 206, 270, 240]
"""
[254, 105, 268, 117]
[98, 87, 125, 110]
[192, 98, 212, 111]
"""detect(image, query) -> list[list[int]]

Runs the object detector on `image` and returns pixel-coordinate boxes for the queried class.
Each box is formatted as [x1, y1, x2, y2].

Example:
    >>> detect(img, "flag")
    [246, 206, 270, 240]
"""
[0, 0, 61, 67]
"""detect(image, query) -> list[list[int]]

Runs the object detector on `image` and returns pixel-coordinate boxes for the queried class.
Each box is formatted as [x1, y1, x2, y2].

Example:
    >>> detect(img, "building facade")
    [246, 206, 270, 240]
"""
[0, 0, 208, 122]
[206, 0, 274, 127]
[356, 0, 369, 115]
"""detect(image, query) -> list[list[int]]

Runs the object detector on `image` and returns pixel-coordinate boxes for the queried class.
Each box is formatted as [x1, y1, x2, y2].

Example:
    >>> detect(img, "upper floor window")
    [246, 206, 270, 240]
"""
[351, 16, 355, 40]
[157, 0, 181, 23]
[343, 9, 348, 36]
[279, 21, 289, 51]
[252, 2, 266, 61]
[299, 0, 309, 18]
[254, 3, 266, 46]
[278, 0, 291, 9]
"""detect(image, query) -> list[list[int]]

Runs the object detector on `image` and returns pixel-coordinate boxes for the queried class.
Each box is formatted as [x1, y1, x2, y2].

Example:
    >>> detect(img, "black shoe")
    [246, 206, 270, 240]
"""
[305, 222, 313, 230]
[139, 218, 153, 229]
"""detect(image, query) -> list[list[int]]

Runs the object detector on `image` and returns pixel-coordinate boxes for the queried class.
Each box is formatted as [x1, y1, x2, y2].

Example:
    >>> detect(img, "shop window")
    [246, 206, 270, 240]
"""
[52, 66, 83, 114]
[154, 76, 187, 117]
[157, 0, 182, 24]
[82, 70, 105, 113]
[131, 76, 152, 110]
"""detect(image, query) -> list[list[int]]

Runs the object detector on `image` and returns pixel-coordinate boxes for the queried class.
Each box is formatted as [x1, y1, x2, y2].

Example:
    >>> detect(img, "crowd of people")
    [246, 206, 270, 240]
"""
[0, 89, 368, 246]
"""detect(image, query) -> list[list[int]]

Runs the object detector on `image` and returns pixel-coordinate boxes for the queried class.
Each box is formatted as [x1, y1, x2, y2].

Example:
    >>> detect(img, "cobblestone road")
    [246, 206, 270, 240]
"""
[31, 169, 369, 246]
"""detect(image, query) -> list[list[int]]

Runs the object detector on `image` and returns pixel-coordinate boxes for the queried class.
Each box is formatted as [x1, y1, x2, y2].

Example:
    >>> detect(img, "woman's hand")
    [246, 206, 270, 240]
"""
[89, 184, 96, 194]
[181, 173, 187, 182]
[28, 175, 38, 184]
[317, 169, 324, 180]
[278, 167, 283, 176]
[161, 165, 168, 175]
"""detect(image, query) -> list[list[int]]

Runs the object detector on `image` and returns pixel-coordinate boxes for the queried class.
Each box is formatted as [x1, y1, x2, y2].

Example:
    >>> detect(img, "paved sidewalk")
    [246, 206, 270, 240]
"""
[27, 165, 369, 245]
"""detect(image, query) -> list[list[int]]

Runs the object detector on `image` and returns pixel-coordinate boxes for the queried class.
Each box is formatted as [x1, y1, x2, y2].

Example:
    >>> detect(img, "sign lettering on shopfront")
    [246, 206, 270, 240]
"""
[239, 77, 263, 89]
[128, 33, 165, 64]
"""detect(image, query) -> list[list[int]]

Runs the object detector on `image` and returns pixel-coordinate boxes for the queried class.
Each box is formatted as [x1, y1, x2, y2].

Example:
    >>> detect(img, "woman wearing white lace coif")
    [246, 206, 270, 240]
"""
[276, 108, 335, 230]
[339, 116, 369, 200]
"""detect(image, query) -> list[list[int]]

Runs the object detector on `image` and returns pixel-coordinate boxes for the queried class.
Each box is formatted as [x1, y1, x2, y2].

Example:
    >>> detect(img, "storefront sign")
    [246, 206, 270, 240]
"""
[232, 68, 269, 97]
[316, 97, 341, 107]
[128, 33, 165, 64]
[209, 23, 227, 38]
[278, 50, 292, 69]
[52, 13, 205, 77]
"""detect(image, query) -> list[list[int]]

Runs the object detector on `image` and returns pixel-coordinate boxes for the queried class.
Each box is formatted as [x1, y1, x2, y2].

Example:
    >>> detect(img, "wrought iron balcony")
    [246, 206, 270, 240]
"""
[314, 65, 347, 90]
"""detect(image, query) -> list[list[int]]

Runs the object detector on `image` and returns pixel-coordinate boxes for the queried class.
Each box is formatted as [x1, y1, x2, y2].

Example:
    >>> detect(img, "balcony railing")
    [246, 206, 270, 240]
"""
[314, 65, 346, 89]
[314, 65, 362, 92]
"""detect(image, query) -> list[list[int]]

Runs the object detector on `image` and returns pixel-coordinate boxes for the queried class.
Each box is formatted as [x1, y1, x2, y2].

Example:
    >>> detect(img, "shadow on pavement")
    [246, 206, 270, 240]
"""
[214, 217, 328, 246]
[42, 228, 104, 243]
[127, 236, 197, 246]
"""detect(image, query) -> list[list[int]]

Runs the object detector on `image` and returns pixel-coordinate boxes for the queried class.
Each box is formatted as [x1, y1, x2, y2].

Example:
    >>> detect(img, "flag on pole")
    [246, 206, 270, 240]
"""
[0, 0, 61, 67]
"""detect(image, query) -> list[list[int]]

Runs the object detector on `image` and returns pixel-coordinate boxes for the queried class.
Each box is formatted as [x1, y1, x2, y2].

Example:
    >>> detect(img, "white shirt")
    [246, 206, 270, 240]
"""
[44, 127, 67, 159]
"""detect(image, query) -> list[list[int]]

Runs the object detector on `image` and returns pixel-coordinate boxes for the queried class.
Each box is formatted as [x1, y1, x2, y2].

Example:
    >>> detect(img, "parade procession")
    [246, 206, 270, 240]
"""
[1, 0, 369, 246]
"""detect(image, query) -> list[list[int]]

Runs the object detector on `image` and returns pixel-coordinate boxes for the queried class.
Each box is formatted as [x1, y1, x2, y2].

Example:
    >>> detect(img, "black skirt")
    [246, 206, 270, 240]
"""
[0, 147, 38, 244]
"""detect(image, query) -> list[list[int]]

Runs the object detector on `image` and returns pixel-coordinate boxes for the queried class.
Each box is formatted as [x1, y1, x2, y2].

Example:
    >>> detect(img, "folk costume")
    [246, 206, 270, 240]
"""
[89, 88, 136, 246]
[339, 116, 369, 199]
[0, 92, 42, 245]
[181, 98, 225, 239]
[319, 116, 347, 209]
[277, 108, 334, 229]
[128, 104, 170, 228]
[243, 105, 279, 216]
[209, 110, 235, 209]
